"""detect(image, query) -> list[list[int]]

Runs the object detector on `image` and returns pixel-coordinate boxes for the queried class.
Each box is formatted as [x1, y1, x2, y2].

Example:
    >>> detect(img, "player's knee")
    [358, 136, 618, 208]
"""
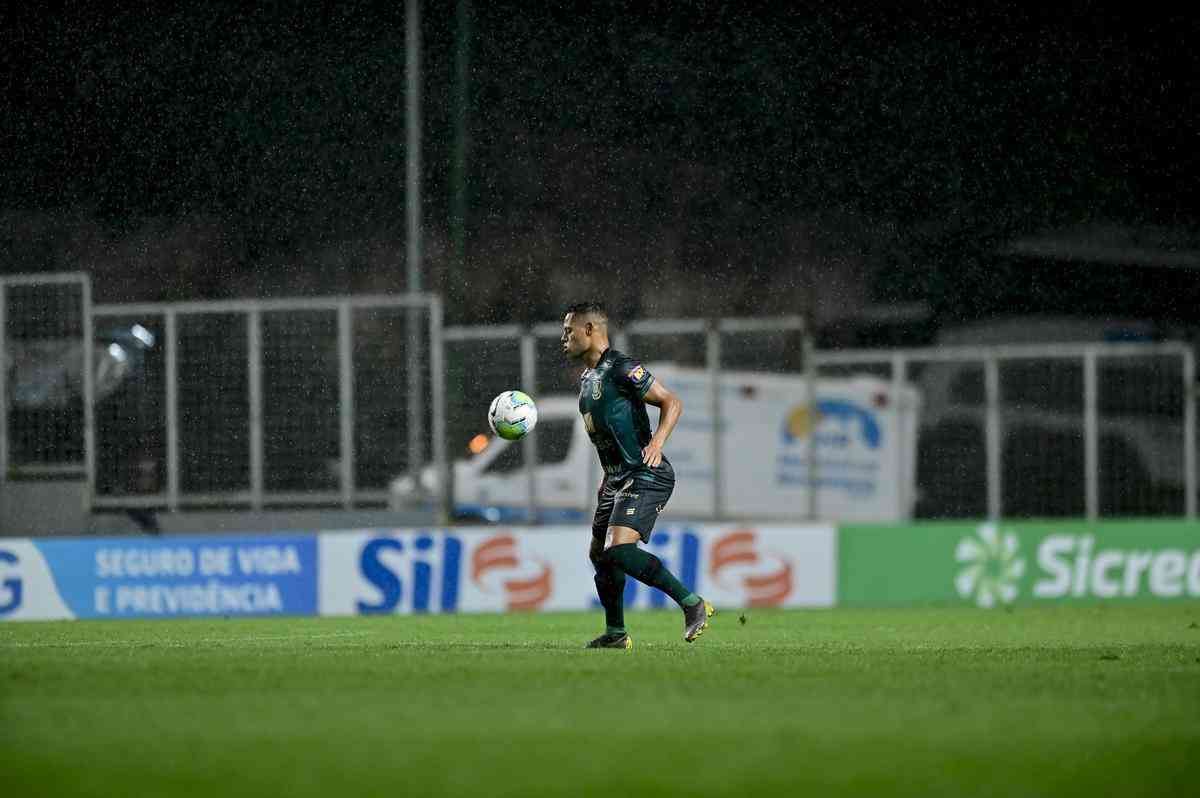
[604, 525, 642, 548]
[606, 541, 662, 583]
[588, 539, 606, 570]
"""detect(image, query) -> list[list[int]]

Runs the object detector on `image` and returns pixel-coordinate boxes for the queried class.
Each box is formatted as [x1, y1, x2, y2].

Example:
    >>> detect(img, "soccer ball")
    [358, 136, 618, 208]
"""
[488, 390, 538, 441]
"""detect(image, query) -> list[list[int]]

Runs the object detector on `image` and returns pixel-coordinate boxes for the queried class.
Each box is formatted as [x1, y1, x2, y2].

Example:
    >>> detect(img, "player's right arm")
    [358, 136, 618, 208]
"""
[641, 379, 682, 468]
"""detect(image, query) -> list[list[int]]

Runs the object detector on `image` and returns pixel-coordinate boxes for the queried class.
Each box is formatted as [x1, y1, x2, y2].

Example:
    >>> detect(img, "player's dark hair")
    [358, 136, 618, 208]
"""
[565, 301, 608, 321]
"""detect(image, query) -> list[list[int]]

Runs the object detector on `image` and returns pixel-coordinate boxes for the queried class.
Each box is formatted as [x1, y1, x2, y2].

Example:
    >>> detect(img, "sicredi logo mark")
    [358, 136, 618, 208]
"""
[709, 530, 792, 606]
[955, 524, 1025, 608]
[471, 535, 552, 611]
[0, 549, 21, 615]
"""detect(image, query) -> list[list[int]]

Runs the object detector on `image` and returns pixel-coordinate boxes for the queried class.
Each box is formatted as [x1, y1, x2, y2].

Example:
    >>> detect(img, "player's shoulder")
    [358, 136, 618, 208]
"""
[605, 349, 642, 375]
[605, 348, 632, 367]
[607, 351, 654, 394]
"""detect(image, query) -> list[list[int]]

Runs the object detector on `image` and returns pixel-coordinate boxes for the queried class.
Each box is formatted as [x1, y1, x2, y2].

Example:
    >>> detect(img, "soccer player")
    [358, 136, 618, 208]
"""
[560, 301, 714, 649]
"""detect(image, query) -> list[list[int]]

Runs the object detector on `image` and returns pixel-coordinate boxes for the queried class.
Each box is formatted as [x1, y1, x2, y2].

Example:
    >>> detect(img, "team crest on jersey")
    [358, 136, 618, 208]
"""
[591, 378, 602, 400]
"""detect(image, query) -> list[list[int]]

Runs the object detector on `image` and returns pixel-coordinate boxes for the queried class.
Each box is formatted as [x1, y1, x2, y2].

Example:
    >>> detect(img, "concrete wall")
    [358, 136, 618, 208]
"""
[0, 479, 435, 537]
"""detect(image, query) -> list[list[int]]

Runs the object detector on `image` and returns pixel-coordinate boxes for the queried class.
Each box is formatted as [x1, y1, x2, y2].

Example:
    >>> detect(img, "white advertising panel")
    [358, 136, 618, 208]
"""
[318, 522, 836, 616]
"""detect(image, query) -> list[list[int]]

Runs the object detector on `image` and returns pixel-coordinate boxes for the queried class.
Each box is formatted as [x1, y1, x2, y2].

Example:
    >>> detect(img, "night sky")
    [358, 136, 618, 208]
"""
[2, 2, 1197, 326]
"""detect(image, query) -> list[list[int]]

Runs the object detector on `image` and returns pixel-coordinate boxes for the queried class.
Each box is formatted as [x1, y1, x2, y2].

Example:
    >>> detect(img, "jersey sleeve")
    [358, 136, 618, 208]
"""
[617, 356, 655, 398]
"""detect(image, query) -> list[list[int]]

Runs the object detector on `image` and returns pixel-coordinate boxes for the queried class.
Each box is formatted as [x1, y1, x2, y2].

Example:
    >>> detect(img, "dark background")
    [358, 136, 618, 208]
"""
[3, 1, 1197, 336]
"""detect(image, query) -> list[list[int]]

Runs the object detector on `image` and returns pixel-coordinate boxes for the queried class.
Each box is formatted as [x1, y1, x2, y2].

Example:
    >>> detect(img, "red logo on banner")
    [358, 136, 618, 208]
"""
[709, 529, 792, 607]
[471, 535, 553, 611]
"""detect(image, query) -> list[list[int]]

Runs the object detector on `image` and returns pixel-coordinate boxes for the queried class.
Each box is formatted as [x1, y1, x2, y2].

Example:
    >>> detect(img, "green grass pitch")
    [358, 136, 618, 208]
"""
[3, 605, 1199, 797]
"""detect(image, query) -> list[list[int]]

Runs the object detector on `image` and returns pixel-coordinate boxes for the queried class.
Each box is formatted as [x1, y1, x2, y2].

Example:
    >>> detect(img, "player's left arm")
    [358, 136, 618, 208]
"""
[641, 380, 682, 468]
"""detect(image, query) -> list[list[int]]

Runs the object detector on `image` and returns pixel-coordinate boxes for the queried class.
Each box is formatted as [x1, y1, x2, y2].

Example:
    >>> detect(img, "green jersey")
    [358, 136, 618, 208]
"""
[578, 349, 671, 484]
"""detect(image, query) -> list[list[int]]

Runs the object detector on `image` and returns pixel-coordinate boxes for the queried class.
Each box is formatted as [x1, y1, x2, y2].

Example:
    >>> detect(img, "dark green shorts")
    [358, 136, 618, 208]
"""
[590, 462, 675, 544]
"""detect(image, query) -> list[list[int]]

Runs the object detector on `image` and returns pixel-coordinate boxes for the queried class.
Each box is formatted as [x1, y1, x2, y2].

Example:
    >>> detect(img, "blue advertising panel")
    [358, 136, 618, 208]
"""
[0, 535, 317, 621]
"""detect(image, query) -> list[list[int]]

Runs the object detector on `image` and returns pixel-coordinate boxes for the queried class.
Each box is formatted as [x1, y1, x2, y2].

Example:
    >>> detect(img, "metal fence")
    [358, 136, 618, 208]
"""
[438, 323, 1196, 522]
[88, 294, 444, 511]
[814, 343, 1198, 520]
[2, 273, 1196, 523]
[0, 273, 94, 481]
[440, 316, 809, 520]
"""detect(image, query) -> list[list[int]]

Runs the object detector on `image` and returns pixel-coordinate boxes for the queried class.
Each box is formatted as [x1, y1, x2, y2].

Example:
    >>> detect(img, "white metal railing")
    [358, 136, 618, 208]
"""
[0, 273, 94, 489]
[87, 293, 445, 515]
[814, 341, 1197, 520]
[2, 273, 1196, 524]
[444, 315, 813, 522]
[440, 325, 1195, 522]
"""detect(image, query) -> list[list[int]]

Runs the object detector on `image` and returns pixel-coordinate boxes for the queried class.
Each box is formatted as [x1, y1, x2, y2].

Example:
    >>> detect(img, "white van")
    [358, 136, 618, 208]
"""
[390, 365, 922, 523]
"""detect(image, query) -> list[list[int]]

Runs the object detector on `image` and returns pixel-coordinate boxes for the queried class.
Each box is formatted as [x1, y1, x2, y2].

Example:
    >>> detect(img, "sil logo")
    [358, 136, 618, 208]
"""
[471, 535, 552, 611]
[708, 530, 792, 607]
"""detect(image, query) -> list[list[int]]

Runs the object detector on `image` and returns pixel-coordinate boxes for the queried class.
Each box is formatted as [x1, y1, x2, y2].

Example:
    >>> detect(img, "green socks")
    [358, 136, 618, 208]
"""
[605, 543, 694, 607]
[593, 565, 626, 633]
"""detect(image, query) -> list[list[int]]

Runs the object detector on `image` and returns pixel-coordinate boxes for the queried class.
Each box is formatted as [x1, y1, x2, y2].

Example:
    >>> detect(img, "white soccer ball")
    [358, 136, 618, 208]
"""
[488, 390, 538, 441]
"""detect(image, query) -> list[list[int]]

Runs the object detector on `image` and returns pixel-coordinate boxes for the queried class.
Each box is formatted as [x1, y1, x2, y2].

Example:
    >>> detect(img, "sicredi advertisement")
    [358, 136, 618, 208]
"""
[5, 520, 1196, 621]
[839, 520, 1200, 608]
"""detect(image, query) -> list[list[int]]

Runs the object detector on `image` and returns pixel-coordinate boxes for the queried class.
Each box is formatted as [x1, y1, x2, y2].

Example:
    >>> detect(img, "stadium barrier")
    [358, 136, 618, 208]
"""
[840, 519, 1200, 608]
[0, 523, 836, 621]
[4, 520, 1196, 622]
[4, 270, 1195, 526]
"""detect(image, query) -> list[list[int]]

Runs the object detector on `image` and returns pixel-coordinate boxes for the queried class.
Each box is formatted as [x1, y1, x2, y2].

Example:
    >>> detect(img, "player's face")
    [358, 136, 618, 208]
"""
[561, 313, 589, 360]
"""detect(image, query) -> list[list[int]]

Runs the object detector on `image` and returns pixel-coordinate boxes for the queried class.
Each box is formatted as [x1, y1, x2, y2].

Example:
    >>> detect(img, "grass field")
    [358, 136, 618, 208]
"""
[3, 605, 1199, 797]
